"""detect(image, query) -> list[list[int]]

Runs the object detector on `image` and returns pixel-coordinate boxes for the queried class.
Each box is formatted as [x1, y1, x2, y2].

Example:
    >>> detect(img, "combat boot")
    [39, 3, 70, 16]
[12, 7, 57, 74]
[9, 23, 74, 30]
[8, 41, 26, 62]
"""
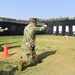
[18, 57, 28, 71]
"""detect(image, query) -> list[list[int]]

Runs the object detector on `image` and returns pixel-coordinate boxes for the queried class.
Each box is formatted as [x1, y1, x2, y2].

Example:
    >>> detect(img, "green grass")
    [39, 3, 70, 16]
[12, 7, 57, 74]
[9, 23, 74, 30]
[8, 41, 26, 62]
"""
[0, 35, 75, 75]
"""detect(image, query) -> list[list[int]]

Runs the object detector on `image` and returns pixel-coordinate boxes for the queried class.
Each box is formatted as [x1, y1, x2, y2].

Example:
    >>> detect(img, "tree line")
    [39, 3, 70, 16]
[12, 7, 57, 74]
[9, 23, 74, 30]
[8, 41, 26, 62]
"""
[35, 17, 75, 22]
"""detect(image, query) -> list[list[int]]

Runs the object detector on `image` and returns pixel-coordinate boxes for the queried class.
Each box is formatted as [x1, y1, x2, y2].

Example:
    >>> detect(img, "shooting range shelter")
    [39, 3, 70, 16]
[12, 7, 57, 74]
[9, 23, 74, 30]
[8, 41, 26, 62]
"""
[0, 17, 28, 35]
[45, 20, 75, 36]
[0, 17, 75, 36]
[0, 17, 45, 36]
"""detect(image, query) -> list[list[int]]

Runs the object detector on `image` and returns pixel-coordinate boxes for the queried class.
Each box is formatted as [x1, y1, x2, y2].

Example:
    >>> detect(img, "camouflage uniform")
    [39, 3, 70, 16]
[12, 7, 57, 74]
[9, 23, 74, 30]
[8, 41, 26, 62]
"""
[18, 18, 47, 70]
[0, 29, 4, 32]
[0, 28, 5, 51]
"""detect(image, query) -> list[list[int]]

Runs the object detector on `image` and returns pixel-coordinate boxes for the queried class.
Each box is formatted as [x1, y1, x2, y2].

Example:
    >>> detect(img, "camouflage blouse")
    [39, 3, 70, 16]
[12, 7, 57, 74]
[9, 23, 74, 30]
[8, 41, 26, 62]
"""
[21, 24, 46, 49]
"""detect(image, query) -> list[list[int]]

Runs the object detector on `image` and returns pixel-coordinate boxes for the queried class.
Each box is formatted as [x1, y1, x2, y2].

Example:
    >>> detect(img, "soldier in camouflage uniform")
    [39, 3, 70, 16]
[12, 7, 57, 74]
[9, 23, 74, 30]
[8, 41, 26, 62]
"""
[18, 18, 47, 71]
[0, 27, 8, 51]
[0, 27, 8, 32]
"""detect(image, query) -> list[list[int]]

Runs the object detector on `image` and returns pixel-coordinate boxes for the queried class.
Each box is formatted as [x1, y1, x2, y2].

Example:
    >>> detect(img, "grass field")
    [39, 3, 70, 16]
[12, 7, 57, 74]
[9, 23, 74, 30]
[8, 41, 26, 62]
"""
[0, 35, 75, 75]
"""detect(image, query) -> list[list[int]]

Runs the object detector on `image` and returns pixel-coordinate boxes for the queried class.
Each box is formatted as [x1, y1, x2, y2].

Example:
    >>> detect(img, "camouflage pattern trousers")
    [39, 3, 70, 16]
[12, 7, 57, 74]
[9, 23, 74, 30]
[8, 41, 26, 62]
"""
[23, 46, 38, 66]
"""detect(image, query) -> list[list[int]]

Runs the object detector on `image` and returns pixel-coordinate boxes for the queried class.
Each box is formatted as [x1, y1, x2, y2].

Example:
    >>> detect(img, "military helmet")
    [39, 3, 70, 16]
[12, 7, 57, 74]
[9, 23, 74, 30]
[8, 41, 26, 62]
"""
[29, 18, 37, 23]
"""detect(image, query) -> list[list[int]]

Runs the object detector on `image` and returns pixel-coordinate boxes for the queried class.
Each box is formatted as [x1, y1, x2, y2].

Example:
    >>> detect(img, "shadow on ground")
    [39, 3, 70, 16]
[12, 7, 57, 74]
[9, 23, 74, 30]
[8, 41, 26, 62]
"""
[0, 42, 17, 45]
[23, 50, 57, 70]
[0, 50, 57, 74]
[38, 50, 57, 63]
[8, 45, 21, 49]
[10, 52, 17, 56]
[0, 67, 18, 75]
[0, 45, 20, 52]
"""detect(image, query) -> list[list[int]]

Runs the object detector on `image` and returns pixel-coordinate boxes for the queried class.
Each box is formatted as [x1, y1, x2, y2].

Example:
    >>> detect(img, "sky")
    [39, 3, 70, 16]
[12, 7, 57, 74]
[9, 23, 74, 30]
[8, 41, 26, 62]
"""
[0, 0, 75, 20]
